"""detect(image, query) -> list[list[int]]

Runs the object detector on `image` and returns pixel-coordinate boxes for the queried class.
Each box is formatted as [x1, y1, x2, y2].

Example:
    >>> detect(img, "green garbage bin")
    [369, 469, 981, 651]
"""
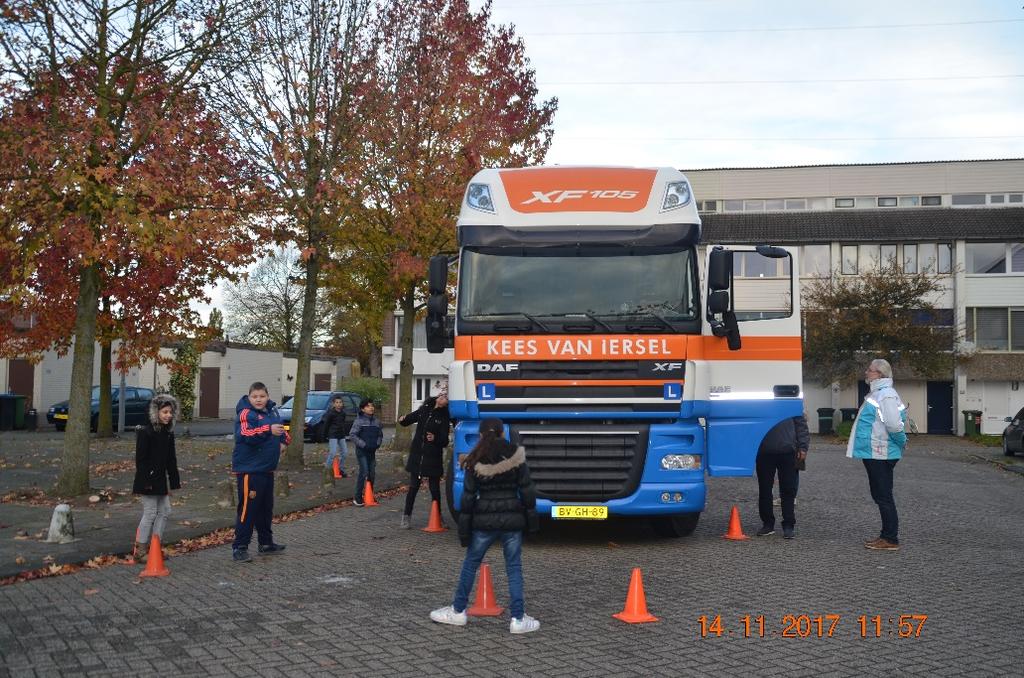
[962, 410, 982, 436]
[816, 407, 835, 435]
[10, 395, 26, 429]
[839, 407, 859, 422]
[0, 394, 19, 431]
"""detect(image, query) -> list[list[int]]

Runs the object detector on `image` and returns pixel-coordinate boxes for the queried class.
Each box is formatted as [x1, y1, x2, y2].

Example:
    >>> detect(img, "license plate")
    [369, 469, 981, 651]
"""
[54, 414, 68, 420]
[551, 505, 608, 520]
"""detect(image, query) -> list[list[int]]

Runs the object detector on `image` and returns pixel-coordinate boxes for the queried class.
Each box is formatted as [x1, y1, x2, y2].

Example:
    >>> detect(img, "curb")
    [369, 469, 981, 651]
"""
[968, 454, 1024, 477]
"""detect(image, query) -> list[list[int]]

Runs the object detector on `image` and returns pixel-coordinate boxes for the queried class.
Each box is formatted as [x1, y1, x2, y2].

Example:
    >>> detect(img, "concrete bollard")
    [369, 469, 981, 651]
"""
[216, 479, 236, 508]
[45, 504, 76, 544]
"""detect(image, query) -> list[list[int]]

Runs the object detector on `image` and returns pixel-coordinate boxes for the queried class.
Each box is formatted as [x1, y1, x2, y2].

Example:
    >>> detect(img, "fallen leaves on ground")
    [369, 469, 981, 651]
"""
[92, 460, 134, 476]
[83, 588, 98, 596]
[1, 488, 51, 505]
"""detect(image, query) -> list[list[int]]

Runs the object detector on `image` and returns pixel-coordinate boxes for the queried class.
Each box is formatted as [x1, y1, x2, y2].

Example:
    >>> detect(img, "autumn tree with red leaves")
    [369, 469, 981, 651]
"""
[212, 0, 376, 468]
[347, 0, 556, 447]
[0, 1, 258, 494]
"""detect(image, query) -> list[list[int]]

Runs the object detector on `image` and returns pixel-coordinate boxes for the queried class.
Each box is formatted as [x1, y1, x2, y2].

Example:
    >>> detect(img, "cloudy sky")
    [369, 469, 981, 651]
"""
[486, 0, 1024, 168]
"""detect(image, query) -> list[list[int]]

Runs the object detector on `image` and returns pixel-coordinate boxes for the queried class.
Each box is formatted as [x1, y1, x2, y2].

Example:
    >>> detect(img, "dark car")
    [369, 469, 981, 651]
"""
[47, 386, 156, 432]
[1003, 406, 1024, 457]
[278, 390, 361, 442]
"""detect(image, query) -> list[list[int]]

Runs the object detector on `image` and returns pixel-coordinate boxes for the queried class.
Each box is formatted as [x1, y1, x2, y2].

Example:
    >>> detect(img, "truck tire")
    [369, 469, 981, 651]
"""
[651, 512, 700, 538]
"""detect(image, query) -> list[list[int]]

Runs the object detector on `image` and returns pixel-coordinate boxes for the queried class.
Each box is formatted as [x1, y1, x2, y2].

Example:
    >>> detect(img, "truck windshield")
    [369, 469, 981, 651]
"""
[459, 246, 698, 330]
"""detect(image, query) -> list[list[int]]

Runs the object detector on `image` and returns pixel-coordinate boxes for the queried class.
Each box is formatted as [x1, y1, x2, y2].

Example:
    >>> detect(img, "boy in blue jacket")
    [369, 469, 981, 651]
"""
[348, 398, 383, 506]
[232, 382, 289, 562]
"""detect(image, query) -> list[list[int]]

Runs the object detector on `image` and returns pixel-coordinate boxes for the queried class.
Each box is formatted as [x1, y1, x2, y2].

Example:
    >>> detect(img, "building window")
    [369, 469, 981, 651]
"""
[899, 196, 920, 207]
[765, 199, 784, 211]
[841, 245, 857, 274]
[990, 194, 1005, 204]
[1014, 310, 1024, 351]
[877, 197, 897, 207]
[1009, 193, 1023, 203]
[743, 199, 765, 212]
[937, 243, 952, 274]
[800, 244, 830, 276]
[880, 244, 898, 267]
[952, 193, 986, 206]
[698, 200, 718, 212]
[415, 377, 435, 401]
[785, 199, 806, 210]
[903, 244, 918, 274]
[736, 251, 790, 278]
[966, 243, 1008, 274]
[808, 197, 828, 210]
[859, 244, 879, 270]
[856, 197, 875, 209]
[921, 195, 942, 206]
[966, 308, 1010, 351]
[1011, 244, 1024, 272]
[395, 318, 428, 349]
[919, 243, 938, 273]
[835, 198, 854, 209]
[724, 199, 743, 212]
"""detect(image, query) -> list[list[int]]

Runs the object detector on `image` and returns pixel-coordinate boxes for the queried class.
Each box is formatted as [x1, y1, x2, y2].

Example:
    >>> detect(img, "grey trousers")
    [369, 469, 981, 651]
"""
[137, 495, 172, 543]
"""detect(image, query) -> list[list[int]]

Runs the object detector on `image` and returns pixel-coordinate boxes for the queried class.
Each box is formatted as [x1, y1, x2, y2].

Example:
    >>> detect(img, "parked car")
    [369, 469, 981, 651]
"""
[1003, 406, 1024, 457]
[278, 390, 361, 442]
[47, 386, 156, 432]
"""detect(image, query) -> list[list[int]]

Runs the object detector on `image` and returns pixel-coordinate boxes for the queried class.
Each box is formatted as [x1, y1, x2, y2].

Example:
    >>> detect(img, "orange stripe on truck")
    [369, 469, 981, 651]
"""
[499, 167, 657, 214]
[481, 379, 681, 387]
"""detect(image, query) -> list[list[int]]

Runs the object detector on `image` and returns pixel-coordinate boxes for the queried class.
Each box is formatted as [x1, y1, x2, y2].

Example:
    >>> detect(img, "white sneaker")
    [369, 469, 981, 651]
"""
[429, 605, 467, 626]
[510, 614, 540, 634]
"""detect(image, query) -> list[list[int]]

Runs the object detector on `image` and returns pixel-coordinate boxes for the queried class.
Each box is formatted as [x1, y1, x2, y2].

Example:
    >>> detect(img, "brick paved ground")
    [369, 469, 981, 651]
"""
[1, 436, 1022, 677]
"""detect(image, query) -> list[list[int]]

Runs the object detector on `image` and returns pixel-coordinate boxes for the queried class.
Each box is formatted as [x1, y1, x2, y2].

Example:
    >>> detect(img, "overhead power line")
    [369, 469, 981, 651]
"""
[522, 17, 1024, 37]
[538, 74, 1024, 86]
[554, 135, 1024, 142]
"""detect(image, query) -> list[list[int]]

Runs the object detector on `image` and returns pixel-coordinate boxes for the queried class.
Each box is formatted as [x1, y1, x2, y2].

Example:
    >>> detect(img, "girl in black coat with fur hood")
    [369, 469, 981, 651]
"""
[132, 394, 181, 562]
[429, 418, 541, 634]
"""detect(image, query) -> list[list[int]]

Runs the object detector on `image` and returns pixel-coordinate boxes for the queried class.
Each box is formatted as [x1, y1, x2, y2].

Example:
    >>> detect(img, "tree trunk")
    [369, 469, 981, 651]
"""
[392, 288, 417, 451]
[56, 264, 100, 496]
[97, 340, 113, 437]
[367, 338, 381, 377]
[282, 248, 321, 469]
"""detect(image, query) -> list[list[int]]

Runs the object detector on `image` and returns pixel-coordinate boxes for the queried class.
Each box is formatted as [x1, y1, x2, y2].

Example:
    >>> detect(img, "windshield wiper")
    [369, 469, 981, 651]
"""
[484, 312, 553, 332]
[536, 312, 615, 333]
[599, 310, 675, 332]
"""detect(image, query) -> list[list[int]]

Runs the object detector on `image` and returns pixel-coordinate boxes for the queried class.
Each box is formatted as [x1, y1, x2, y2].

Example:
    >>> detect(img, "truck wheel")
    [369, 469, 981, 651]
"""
[445, 472, 459, 523]
[651, 512, 700, 538]
[1005, 437, 1015, 457]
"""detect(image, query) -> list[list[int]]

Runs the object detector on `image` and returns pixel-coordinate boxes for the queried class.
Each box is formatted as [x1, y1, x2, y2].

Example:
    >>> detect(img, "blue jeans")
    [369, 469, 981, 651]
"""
[452, 530, 524, 620]
[326, 438, 348, 469]
[863, 459, 899, 543]
[355, 448, 376, 500]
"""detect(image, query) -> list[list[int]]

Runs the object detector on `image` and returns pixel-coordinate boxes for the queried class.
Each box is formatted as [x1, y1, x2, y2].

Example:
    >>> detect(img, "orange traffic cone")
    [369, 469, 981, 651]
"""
[722, 505, 750, 540]
[467, 563, 504, 616]
[139, 535, 169, 577]
[362, 481, 379, 507]
[613, 567, 658, 623]
[332, 458, 343, 479]
[422, 500, 447, 533]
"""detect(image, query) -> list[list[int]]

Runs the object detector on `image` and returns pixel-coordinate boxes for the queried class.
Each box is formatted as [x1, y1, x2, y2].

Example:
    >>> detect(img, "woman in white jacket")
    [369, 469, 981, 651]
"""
[847, 358, 908, 551]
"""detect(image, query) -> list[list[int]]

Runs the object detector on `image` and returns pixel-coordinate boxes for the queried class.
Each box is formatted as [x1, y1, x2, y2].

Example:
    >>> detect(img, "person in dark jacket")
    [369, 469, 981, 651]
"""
[348, 398, 383, 506]
[398, 392, 450, 528]
[231, 382, 289, 562]
[756, 414, 809, 539]
[132, 394, 182, 563]
[430, 418, 541, 634]
[322, 395, 349, 478]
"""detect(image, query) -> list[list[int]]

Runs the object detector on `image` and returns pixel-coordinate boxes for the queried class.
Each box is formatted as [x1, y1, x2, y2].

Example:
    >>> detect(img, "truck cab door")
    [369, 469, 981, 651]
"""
[703, 244, 803, 476]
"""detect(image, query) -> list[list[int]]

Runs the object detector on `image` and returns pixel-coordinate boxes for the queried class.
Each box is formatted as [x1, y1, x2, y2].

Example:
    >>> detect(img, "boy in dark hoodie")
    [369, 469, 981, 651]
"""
[132, 393, 182, 563]
[231, 382, 289, 562]
[348, 398, 383, 506]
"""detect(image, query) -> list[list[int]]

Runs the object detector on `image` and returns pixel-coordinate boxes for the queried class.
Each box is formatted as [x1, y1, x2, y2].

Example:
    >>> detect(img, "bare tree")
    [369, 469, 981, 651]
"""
[211, 0, 375, 468]
[223, 248, 332, 351]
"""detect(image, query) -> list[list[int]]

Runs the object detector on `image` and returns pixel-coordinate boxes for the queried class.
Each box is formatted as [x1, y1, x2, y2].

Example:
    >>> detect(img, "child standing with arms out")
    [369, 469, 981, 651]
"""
[322, 395, 349, 478]
[132, 394, 182, 563]
[232, 382, 289, 562]
[430, 418, 541, 634]
[349, 398, 383, 506]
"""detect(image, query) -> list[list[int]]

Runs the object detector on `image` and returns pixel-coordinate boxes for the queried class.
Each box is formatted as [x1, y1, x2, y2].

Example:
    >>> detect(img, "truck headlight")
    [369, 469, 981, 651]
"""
[661, 454, 701, 470]
[661, 181, 691, 211]
[467, 183, 496, 214]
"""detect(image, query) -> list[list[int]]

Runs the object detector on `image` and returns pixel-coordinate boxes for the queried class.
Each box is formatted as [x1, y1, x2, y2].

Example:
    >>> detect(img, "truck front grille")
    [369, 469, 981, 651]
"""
[511, 423, 648, 501]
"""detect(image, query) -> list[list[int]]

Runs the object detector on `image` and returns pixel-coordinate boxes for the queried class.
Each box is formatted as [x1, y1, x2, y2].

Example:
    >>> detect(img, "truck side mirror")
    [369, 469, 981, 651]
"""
[428, 255, 448, 295]
[707, 290, 730, 314]
[707, 247, 732, 291]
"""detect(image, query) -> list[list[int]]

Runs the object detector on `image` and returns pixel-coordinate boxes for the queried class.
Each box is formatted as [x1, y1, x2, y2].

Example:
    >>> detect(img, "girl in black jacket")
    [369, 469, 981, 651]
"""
[398, 393, 450, 528]
[429, 418, 540, 634]
[132, 394, 181, 563]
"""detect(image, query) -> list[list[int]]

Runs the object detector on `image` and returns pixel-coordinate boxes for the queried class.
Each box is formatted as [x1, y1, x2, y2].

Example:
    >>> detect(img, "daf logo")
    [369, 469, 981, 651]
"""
[652, 362, 683, 372]
[477, 363, 519, 373]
